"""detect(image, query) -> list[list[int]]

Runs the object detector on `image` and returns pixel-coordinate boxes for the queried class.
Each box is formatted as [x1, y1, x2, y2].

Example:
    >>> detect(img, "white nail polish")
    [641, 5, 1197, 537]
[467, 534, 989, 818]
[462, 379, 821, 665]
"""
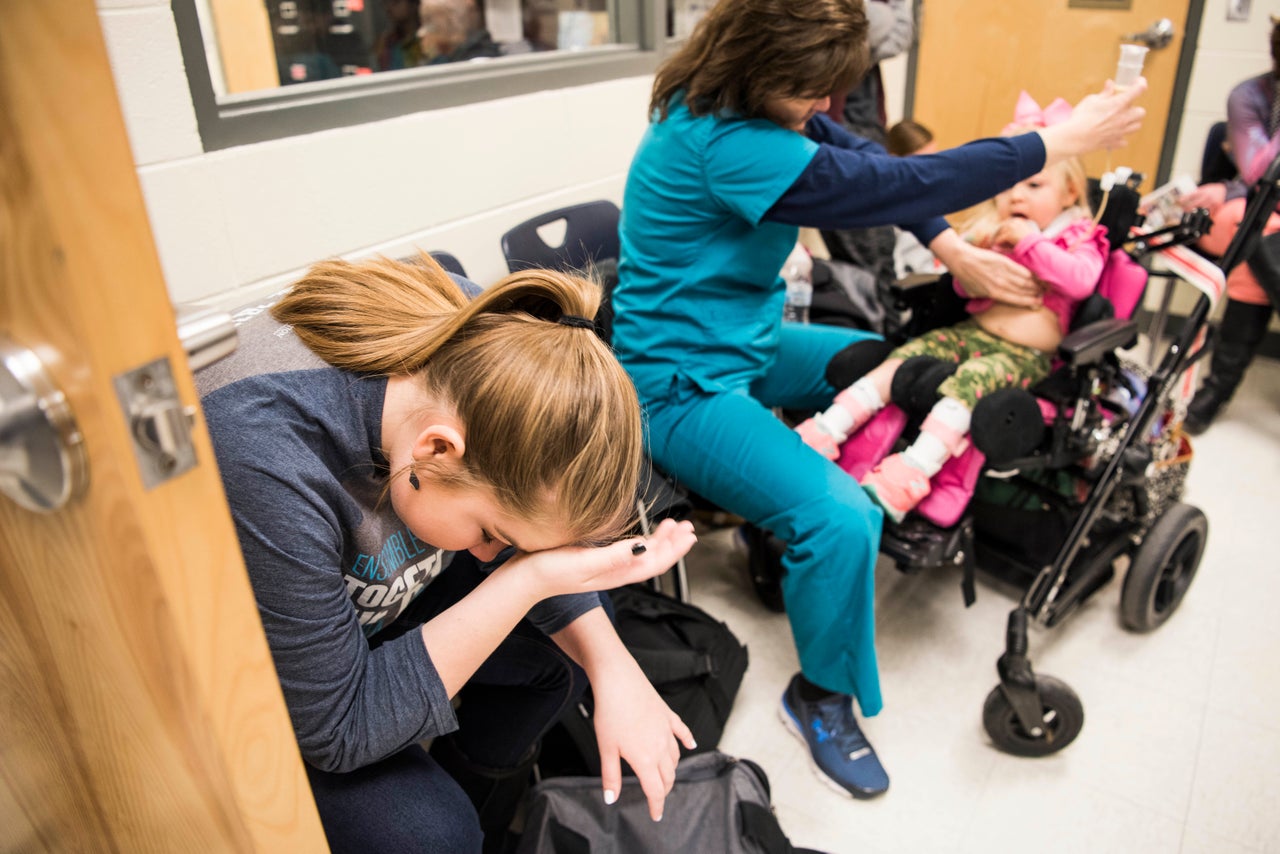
[604, 789, 617, 805]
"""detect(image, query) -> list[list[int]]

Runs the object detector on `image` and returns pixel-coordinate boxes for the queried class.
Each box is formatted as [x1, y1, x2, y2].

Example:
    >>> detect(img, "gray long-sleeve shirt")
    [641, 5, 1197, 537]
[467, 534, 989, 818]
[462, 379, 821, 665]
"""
[199, 300, 601, 772]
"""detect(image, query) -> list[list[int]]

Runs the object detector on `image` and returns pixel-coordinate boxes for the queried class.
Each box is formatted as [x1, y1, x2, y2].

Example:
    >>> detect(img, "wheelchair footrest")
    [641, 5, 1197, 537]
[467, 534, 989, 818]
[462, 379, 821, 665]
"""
[881, 515, 972, 571]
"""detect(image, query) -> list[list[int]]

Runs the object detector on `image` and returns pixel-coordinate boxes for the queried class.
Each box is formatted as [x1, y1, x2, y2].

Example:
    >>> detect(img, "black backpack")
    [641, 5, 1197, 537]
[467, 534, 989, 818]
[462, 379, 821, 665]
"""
[538, 585, 749, 778]
[518, 752, 825, 854]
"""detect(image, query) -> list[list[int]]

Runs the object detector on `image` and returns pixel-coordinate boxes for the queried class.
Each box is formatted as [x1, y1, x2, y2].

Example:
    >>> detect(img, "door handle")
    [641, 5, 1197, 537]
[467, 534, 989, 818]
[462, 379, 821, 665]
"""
[0, 335, 88, 512]
[1123, 18, 1175, 50]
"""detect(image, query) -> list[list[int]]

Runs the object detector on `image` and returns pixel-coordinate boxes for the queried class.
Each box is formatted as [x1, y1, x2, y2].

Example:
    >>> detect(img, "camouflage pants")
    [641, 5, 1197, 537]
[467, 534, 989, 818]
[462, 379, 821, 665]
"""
[889, 319, 1051, 410]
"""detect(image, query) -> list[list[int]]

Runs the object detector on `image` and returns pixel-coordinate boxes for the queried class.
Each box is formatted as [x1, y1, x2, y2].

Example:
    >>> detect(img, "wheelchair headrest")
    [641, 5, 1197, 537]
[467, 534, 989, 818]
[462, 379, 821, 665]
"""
[1087, 174, 1144, 245]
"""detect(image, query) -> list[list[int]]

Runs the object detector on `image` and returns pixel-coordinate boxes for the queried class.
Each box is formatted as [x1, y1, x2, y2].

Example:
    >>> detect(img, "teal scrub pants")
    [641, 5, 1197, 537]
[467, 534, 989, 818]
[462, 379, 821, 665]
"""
[639, 322, 885, 716]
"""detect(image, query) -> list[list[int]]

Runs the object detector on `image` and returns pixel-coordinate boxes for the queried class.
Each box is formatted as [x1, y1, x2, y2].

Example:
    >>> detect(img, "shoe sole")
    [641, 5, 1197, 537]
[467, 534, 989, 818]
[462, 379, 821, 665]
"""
[777, 702, 887, 800]
[861, 483, 908, 525]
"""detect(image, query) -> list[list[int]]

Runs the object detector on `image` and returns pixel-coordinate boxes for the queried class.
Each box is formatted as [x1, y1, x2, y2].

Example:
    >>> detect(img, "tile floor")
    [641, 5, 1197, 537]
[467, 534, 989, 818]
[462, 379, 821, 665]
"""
[683, 352, 1280, 854]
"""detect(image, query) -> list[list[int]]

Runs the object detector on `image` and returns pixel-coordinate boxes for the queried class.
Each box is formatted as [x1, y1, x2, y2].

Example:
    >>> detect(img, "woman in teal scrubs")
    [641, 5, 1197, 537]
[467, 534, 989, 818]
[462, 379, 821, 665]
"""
[612, 0, 1146, 798]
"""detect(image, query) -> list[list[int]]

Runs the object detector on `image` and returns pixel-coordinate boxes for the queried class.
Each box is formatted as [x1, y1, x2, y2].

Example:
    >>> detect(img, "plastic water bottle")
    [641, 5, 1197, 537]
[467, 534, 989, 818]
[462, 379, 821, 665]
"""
[1115, 43, 1148, 90]
[783, 262, 812, 324]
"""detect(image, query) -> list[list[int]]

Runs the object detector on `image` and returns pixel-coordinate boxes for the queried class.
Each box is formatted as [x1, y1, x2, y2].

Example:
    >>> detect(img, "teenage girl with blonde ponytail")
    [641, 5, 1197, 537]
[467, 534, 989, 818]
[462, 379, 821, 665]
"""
[199, 254, 696, 853]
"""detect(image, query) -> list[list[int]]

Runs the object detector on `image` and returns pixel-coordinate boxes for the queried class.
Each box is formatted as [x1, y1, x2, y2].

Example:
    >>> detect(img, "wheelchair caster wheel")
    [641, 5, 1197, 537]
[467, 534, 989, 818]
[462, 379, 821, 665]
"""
[983, 674, 1084, 757]
[740, 524, 786, 613]
[1120, 502, 1206, 633]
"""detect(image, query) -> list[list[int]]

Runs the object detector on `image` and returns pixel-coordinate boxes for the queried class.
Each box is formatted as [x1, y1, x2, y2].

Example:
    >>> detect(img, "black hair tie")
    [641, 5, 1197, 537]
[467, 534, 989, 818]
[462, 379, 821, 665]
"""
[558, 314, 596, 329]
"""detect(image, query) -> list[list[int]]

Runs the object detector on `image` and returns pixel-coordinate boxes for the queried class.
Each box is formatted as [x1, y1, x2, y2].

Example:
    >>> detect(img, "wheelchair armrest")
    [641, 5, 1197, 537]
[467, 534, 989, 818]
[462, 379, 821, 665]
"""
[887, 272, 944, 296]
[1056, 317, 1138, 367]
[887, 273, 969, 339]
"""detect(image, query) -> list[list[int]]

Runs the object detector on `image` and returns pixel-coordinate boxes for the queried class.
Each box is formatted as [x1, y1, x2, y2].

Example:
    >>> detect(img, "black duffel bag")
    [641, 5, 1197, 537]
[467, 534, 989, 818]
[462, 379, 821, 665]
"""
[538, 584, 749, 778]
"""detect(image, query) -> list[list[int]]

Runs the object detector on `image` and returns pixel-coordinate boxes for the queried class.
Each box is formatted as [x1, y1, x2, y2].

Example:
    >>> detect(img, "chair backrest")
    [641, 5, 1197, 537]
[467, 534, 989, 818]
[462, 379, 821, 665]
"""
[500, 201, 621, 273]
[429, 251, 468, 278]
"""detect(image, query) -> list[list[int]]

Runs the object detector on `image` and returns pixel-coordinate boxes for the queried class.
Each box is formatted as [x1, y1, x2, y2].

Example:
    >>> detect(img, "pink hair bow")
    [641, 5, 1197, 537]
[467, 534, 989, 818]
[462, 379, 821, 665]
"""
[1001, 91, 1073, 135]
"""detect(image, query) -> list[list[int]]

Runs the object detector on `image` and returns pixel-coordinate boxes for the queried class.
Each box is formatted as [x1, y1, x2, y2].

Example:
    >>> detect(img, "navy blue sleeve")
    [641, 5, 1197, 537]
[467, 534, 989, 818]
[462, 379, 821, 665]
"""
[805, 112, 885, 152]
[765, 131, 1047, 246]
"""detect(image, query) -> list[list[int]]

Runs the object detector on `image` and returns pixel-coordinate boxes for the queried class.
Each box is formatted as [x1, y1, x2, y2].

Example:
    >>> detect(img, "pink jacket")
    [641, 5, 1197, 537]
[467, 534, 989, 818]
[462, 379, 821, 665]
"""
[960, 218, 1111, 335]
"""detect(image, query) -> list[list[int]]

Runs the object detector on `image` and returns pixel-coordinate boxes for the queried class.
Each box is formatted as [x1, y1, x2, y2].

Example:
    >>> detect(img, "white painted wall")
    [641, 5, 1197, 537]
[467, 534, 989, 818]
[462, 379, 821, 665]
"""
[97, 0, 1273, 314]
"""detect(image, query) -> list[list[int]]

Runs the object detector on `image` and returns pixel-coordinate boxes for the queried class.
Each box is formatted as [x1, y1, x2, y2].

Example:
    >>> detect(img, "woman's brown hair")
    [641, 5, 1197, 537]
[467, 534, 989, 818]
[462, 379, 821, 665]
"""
[271, 254, 642, 545]
[650, 0, 870, 121]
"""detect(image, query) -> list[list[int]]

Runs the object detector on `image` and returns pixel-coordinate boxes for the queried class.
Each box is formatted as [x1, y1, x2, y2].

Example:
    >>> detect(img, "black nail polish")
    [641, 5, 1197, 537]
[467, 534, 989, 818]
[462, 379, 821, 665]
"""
[631, 542, 647, 555]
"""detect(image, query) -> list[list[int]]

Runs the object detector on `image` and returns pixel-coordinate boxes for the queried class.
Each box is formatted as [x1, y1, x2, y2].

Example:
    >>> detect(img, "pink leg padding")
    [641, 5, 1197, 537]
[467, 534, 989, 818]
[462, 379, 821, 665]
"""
[919, 413, 970, 456]
[837, 405, 909, 482]
[833, 386, 879, 430]
[915, 445, 987, 528]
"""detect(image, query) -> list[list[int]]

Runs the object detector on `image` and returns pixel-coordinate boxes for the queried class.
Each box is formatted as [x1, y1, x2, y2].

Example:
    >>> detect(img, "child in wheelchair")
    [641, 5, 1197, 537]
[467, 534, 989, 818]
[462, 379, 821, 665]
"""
[796, 98, 1111, 523]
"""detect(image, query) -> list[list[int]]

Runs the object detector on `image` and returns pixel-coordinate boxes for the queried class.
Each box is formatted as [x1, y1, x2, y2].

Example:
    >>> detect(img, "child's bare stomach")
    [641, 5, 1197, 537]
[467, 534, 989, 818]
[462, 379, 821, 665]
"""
[974, 304, 1062, 354]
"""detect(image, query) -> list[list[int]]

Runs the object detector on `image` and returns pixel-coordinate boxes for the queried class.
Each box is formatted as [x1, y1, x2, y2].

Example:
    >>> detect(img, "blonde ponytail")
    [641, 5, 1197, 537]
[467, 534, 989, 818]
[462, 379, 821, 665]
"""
[272, 254, 641, 544]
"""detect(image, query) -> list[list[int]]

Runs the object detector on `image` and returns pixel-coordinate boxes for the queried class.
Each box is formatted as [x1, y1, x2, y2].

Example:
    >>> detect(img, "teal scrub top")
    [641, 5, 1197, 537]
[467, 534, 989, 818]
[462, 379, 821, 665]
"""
[614, 98, 819, 398]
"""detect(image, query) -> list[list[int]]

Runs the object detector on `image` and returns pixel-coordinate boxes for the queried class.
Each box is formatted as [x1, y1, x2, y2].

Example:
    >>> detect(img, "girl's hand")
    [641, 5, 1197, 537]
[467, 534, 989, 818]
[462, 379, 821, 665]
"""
[591, 659, 696, 821]
[992, 218, 1039, 251]
[1179, 182, 1227, 213]
[930, 231, 1042, 308]
[517, 518, 697, 598]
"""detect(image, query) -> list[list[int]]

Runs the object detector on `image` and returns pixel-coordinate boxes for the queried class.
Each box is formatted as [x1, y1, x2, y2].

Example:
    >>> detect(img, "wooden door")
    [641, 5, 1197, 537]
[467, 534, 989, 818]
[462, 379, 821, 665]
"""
[914, 0, 1193, 194]
[0, 2, 327, 850]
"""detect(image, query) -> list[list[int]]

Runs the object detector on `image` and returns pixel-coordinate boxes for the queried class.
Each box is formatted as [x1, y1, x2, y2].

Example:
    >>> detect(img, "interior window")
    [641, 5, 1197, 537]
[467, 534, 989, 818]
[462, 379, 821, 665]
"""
[208, 0, 623, 94]
[178, 0, 655, 149]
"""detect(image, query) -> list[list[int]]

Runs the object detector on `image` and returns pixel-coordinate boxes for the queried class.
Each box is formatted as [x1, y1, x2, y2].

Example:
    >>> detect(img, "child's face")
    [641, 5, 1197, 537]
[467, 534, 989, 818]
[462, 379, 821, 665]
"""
[1005, 168, 1077, 230]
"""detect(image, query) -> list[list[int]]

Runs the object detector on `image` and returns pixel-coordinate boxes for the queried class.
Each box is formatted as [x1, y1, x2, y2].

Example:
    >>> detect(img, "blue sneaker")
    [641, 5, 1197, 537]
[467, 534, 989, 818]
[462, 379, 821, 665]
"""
[779, 673, 889, 799]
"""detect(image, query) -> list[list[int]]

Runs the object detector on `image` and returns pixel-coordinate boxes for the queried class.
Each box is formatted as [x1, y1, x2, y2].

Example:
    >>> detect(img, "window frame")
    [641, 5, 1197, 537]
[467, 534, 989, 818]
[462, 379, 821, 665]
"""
[172, 0, 668, 151]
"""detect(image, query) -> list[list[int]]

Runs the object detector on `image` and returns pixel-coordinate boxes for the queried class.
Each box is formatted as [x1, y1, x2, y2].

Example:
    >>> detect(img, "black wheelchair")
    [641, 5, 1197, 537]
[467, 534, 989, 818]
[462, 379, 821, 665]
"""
[747, 155, 1280, 756]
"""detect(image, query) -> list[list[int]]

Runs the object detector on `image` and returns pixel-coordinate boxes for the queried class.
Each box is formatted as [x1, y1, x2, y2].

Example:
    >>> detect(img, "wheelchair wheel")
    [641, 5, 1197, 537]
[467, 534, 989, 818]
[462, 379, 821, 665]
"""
[741, 524, 787, 613]
[982, 675, 1084, 757]
[1120, 502, 1207, 633]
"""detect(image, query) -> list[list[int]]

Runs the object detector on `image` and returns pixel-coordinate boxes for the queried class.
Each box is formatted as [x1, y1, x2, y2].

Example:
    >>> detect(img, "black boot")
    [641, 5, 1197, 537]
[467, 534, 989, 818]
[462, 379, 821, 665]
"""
[1185, 299, 1273, 434]
[430, 736, 539, 854]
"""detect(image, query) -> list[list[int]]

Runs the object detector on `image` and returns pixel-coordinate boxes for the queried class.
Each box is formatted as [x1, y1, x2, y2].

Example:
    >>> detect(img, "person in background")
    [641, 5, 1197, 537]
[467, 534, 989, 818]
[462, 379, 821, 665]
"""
[275, 0, 342, 85]
[374, 0, 423, 70]
[819, 0, 915, 307]
[418, 0, 501, 64]
[885, 117, 937, 157]
[828, 0, 913, 145]
[885, 118, 946, 280]
[199, 256, 697, 853]
[1181, 17, 1280, 434]
[611, 0, 1145, 801]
